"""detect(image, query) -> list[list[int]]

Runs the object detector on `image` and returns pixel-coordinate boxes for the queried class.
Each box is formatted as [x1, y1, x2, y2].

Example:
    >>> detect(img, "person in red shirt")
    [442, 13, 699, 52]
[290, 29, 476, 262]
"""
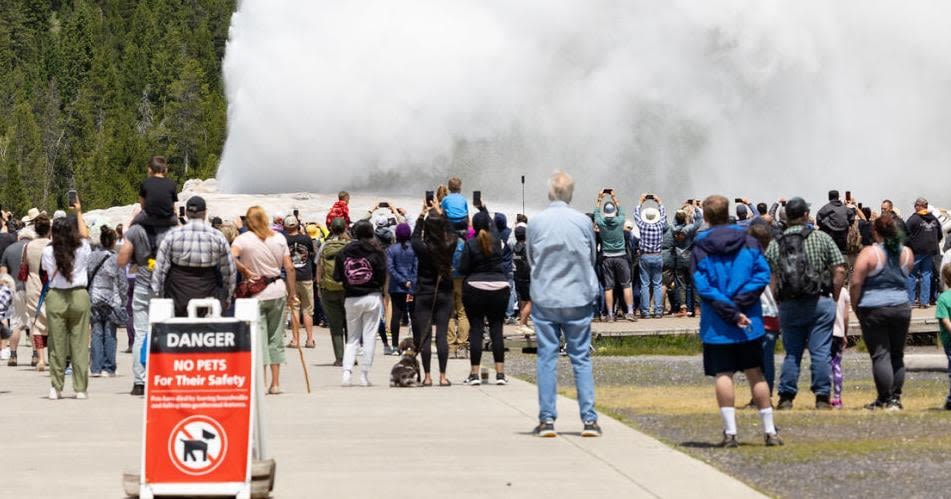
[326, 191, 351, 228]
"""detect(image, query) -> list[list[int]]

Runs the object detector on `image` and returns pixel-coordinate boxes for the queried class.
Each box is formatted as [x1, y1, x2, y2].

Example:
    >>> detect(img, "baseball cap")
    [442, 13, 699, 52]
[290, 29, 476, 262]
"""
[602, 201, 618, 219]
[785, 197, 810, 220]
[185, 196, 206, 214]
[283, 215, 299, 228]
[210, 216, 223, 227]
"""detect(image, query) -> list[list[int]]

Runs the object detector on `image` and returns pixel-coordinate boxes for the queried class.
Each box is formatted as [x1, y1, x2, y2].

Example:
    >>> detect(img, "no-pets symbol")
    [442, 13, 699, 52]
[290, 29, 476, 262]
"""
[168, 415, 228, 476]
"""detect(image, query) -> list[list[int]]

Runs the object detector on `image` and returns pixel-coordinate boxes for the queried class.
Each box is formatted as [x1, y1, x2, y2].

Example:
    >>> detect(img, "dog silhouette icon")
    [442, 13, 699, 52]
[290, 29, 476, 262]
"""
[180, 429, 217, 462]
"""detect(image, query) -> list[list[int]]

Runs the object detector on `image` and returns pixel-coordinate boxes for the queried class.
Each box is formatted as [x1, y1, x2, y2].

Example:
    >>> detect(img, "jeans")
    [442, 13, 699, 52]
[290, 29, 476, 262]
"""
[672, 266, 694, 312]
[778, 296, 836, 399]
[906, 254, 934, 304]
[506, 275, 517, 318]
[90, 308, 117, 375]
[532, 304, 597, 423]
[131, 284, 152, 385]
[761, 332, 777, 395]
[639, 254, 663, 316]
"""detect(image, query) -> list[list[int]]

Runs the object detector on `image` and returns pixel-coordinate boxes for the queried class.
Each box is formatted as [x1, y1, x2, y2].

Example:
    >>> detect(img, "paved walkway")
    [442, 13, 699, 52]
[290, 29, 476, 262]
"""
[0, 329, 762, 498]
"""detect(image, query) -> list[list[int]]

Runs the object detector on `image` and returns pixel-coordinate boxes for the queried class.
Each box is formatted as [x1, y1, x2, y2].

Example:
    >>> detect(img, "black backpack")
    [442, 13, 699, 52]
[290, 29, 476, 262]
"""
[776, 227, 824, 300]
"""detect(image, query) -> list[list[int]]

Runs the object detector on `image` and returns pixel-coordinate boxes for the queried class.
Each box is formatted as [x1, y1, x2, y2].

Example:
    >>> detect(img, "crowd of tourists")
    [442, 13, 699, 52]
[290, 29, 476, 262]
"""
[1, 160, 950, 445]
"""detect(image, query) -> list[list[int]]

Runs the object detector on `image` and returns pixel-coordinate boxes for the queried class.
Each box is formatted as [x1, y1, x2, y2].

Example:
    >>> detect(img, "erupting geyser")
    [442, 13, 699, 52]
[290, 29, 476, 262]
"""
[217, 0, 951, 208]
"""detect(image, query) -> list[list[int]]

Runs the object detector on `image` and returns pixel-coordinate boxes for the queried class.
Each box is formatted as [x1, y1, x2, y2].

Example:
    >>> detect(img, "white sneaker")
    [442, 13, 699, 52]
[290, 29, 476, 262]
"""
[341, 370, 352, 387]
[90, 372, 101, 378]
[76, 392, 88, 400]
[360, 372, 371, 387]
[48, 387, 60, 400]
[0, 347, 10, 361]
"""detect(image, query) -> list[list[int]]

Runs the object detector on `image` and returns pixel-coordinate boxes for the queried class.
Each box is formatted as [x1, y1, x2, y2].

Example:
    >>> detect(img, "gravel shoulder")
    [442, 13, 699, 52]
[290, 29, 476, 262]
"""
[506, 350, 951, 498]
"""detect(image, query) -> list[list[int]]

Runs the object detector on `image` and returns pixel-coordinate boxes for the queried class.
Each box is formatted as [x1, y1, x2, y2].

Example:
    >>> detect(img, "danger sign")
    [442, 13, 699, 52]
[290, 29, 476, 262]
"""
[143, 321, 254, 486]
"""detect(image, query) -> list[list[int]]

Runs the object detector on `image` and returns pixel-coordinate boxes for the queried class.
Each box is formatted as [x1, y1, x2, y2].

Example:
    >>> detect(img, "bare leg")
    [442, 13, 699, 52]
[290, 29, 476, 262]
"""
[715, 373, 735, 408]
[304, 314, 315, 345]
[269, 364, 281, 391]
[604, 289, 614, 316]
[623, 287, 634, 315]
[745, 368, 772, 409]
[518, 301, 532, 327]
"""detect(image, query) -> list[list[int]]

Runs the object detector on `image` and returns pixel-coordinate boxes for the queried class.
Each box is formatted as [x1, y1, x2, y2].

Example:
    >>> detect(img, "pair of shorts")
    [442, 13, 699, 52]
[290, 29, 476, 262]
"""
[702, 339, 763, 377]
[290, 280, 315, 316]
[600, 255, 632, 289]
[11, 290, 29, 331]
[515, 280, 531, 303]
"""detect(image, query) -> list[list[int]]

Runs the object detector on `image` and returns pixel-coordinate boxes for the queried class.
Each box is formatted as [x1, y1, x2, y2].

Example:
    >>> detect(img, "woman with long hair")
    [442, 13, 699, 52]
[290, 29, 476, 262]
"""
[850, 213, 914, 410]
[87, 226, 128, 377]
[386, 223, 416, 351]
[335, 220, 387, 386]
[41, 202, 92, 399]
[411, 200, 457, 386]
[232, 206, 297, 394]
[458, 207, 512, 385]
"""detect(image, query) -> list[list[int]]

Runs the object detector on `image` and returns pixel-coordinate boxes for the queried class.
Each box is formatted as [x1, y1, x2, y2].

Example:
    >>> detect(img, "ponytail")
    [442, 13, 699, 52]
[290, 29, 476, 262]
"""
[477, 229, 493, 256]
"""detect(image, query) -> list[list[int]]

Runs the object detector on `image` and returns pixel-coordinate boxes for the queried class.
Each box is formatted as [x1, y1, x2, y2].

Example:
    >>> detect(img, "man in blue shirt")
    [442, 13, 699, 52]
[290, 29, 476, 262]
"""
[692, 195, 780, 448]
[527, 171, 600, 438]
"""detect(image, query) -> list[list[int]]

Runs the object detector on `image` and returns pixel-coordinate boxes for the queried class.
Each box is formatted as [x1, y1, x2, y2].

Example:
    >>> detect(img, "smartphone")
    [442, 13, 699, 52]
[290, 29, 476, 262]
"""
[473, 190, 482, 207]
[293, 209, 299, 218]
[781, 200, 787, 206]
[845, 191, 852, 202]
[378, 202, 389, 209]
[425, 191, 435, 205]
[240, 215, 247, 223]
[67, 189, 78, 207]
[602, 188, 613, 195]
[734, 198, 744, 204]
[521, 175, 525, 184]
[858, 202, 864, 210]
[178, 206, 185, 217]
[644, 194, 655, 201]
[686, 199, 694, 205]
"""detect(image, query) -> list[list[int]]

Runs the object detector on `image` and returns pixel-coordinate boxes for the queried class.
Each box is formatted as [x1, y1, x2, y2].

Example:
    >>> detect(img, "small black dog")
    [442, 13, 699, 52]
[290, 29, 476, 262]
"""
[390, 338, 421, 387]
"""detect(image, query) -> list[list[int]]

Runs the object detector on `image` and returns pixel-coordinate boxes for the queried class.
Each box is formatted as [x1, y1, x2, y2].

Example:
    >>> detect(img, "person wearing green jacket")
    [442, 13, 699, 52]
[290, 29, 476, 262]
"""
[594, 190, 637, 322]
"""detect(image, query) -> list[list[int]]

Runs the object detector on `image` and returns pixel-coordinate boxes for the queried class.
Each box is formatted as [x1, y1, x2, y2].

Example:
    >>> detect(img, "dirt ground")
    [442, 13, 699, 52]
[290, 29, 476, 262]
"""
[506, 350, 951, 498]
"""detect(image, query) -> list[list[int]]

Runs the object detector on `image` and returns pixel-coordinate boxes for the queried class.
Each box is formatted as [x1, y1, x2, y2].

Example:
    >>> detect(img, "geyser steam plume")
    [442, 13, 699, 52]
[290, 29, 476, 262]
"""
[218, 1, 951, 209]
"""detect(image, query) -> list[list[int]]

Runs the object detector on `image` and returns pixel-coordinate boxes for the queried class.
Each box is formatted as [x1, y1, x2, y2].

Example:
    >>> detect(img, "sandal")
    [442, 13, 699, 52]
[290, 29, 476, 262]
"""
[286, 342, 299, 349]
[267, 386, 283, 395]
[422, 380, 433, 387]
[439, 380, 452, 387]
[304, 341, 316, 349]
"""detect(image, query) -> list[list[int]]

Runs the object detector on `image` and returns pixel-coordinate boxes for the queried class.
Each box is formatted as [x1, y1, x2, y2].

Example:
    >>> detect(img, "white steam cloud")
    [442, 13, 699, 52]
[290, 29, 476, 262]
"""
[218, 0, 951, 210]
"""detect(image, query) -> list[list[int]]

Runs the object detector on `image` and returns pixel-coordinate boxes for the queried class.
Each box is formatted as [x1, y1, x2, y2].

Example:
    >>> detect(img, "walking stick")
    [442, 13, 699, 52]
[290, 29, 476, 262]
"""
[297, 343, 312, 394]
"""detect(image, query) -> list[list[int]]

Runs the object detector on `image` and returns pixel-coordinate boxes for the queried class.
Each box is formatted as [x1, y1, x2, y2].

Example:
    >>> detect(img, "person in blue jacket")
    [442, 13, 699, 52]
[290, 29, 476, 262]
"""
[691, 195, 781, 448]
[386, 223, 417, 354]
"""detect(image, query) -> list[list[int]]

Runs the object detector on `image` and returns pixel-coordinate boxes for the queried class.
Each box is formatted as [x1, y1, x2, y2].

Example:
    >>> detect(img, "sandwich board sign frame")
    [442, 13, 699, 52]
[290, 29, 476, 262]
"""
[138, 298, 265, 499]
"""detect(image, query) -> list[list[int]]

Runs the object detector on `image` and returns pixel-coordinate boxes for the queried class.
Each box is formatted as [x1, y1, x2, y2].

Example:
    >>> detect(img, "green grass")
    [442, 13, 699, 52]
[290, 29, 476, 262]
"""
[593, 334, 702, 356]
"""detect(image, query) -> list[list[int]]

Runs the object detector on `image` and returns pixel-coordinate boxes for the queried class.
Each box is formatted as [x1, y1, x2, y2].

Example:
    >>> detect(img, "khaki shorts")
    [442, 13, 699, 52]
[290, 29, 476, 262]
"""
[11, 289, 29, 331]
[290, 281, 315, 317]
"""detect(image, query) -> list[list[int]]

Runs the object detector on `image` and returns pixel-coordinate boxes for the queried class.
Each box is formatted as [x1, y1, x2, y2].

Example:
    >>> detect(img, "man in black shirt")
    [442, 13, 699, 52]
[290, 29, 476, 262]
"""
[905, 197, 942, 307]
[816, 190, 854, 254]
[284, 215, 317, 348]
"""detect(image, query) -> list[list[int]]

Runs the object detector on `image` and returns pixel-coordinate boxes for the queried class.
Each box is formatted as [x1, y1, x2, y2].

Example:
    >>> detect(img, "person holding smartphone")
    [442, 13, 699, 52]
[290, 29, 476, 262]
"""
[42, 194, 93, 399]
[594, 189, 637, 322]
[634, 193, 668, 318]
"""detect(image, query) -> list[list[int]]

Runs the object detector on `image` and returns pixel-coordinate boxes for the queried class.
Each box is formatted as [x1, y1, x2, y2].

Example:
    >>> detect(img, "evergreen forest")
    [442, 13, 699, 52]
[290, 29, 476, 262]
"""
[0, 0, 235, 214]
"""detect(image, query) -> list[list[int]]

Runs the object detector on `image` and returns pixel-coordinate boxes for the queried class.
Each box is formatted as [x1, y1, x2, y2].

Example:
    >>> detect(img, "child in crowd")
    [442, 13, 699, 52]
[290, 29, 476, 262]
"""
[440, 177, 469, 231]
[325, 191, 351, 228]
[748, 222, 779, 400]
[0, 272, 14, 361]
[133, 156, 178, 227]
[831, 286, 850, 408]
[937, 264, 951, 410]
